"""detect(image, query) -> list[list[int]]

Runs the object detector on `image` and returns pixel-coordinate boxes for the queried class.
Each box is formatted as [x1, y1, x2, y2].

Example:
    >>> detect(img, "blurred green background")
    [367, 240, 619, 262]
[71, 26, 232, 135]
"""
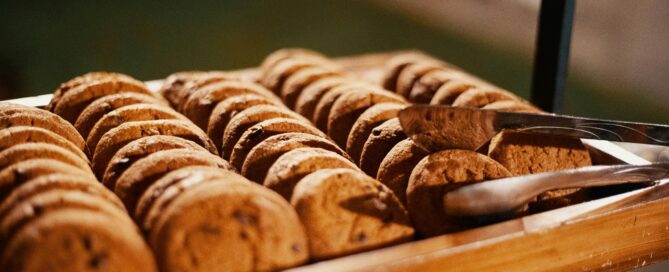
[0, 0, 666, 123]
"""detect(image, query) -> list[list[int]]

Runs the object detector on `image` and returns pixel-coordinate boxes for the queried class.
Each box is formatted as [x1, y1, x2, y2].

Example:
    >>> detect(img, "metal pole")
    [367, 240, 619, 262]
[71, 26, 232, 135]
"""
[530, 0, 575, 113]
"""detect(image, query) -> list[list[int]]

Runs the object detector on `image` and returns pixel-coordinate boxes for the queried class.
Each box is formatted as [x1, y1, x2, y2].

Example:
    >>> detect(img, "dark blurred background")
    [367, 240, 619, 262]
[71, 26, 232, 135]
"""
[1, 0, 667, 124]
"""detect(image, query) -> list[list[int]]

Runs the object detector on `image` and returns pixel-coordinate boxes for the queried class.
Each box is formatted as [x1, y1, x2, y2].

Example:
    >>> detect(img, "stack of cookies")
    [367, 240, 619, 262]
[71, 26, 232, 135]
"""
[1, 48, 599, 271]
[45, 72, 310, 271]
[0, 102, 156, 271]
[161, 49, 415, 260]
[256, 49, 594, 239]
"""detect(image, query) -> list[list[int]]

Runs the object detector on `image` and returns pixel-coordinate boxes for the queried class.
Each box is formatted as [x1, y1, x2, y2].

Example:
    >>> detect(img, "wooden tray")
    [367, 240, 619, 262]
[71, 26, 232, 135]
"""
[7, 51, 668, 271]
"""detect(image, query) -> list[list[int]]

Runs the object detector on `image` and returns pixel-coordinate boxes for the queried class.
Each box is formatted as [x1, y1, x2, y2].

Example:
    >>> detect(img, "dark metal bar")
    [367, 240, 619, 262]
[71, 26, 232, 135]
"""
[530, 0, 575, 113]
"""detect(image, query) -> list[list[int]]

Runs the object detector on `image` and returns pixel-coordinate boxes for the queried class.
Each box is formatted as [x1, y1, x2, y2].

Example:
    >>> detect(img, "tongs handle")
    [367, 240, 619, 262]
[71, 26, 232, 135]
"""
[443, 163, 669, 217]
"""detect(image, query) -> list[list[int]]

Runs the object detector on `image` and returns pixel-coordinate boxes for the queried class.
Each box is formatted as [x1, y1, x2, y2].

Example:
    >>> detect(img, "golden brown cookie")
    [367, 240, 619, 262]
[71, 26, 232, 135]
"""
[0, 159, 94, 202]
[0, 126, 88, 162]
[346, 103, 405, 164]
[86, 103, 187, 154]
[47, 72, 143, 112]
[151, 180, 308, 272]
[408, 69, 466, 103]
[1, 208, 157, 272]
[327, 90, 407, 148]
[241, 132, 347, 184]
[294, 76, 349, 120]
[359, 118, 407, 177]
[74, 92, 167, 139]
[260, 48, 329, 74]
[136, 166, 246, 232]
[381, 52, 445, 91]
[487, 130, 591, 211]
[102, 135, 208, 190]
[451, 88, 519, 108]
[220, 105, 308, 159]
[159, 71, 233, 110]
[429, 79, 478, 105]
[481, 100, 543, 113]
[261, 57, 338, 94]
[0, 190, 133, 247]
[264, 148, 358, 200]
[395, 63, 444, 98]
[181, 80, 282, 129]
[407, 150, 511, 237]
[91, 120, 217, 178]
[0, 143, 91, 173]
[207, 94, 282, 150]
[313, 83, 374, 132]
[229, 118, 326, 170]
[114, 149, 234, 213]
[280, 66, 340, 109]
[0, 173, 122, 220]
[291, 168, 414, 260]
[52, 79, 157, 123]
[376, 139, 430, 205]
[0, 103, 87, 151]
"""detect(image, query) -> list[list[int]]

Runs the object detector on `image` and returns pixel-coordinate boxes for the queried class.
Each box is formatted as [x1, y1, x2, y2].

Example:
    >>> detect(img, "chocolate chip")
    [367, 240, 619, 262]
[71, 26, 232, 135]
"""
[82, 236, 93, 251]
[291, 243, 301, 253]
[356, 232, 367, 242]
[233, 210, 258, 226]
[88, 252, 108, 269]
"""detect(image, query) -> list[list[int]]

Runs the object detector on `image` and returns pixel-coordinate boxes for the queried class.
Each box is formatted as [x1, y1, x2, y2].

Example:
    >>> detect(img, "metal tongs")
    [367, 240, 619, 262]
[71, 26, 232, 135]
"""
[443, 163, 669, 217]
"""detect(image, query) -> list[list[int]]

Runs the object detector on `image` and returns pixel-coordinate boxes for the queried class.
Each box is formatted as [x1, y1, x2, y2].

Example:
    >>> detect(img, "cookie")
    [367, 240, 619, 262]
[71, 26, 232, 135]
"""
[395, 63, 444, 98]
[86, 103, 187, 154]
[0, 160, 94, 203]
[52, 79, 157, 123]
[280, 66, 340, 109]
[114, 149, 234, 213]
[359, 118, 407, 177]
[46, 72, 142, 112]
[264, 147, 358, 200]
[481, 100, 543, 113]
[1, 208, 157, 272]
[291, 168, 414, 260]
[220, 105, 308, 159]
[376, 139, 430, 205]
[241, 132, 347, 184]
[0, 126, 88, 162]
[451, 88, 519, 108]
[229, 117, 326, 170]
[0, 143, 91, 173]
[407, 149, 511, 237]
[151, 180, 308, 271]
[74, 92, 166, 139]
[429, 79, 478, 105]
[381, 52, 445, 91]
[136, 166, 246, 232]
[295, 76, 351, 120]
[181, 80, 282, 129]
[102, 135, 208, 190]
[487, 130, 591, 211]
[0, 190, 133, 246]
[345, 103, 406, 164]
[327, 90, 407, 148]
[0, 103, 87, 151]
[159, 71, 232, 110]
[91, 120, 217, 178]
[207, 94, 281, 149]
[0, 173, 122, 220]
[312, 83, 376, 132]
[260, 48, 329, 74]
[261, 57, 337, 94]
[408, 69, 466, 103]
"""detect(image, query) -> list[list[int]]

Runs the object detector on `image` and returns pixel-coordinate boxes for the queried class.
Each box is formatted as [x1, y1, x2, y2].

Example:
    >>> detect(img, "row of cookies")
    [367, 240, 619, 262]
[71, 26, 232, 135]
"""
[256, 49, 594, 239]
[46, 73, 311, 271]
[0, 102, 156, 271]
[381, 52, 541, 112]
[160, 60, 416, 261]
